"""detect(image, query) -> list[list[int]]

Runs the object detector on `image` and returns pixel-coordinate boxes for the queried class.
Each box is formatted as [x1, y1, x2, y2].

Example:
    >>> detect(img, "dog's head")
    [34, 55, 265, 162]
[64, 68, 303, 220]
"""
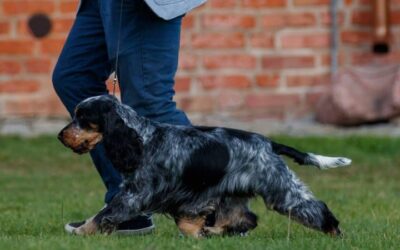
[58, 95, 119, 154]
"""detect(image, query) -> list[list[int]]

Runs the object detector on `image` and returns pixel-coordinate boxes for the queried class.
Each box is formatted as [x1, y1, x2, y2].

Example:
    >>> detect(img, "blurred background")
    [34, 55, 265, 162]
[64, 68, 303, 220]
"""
[1, 0, 400, 134]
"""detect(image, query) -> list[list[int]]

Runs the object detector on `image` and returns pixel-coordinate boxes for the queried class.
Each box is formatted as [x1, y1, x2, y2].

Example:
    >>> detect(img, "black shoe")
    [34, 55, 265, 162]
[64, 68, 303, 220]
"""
[65, 215, 155, 235]
[116, 215, 155, 235]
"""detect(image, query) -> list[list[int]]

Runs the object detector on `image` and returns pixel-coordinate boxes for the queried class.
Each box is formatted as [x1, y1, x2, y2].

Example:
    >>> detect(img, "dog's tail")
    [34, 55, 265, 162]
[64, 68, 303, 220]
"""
[271, 142, 351, 170]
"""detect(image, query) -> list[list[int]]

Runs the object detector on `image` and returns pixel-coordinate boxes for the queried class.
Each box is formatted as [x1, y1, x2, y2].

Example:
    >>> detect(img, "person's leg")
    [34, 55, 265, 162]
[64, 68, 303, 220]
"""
[100, 0, 191, 126]
[52, 0, 122, 204]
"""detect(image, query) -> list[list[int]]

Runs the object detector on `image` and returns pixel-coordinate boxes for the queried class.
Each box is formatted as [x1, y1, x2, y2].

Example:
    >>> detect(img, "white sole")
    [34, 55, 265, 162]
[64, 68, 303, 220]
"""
[114, 225, 155, 235]
[64, 223, 155, 235]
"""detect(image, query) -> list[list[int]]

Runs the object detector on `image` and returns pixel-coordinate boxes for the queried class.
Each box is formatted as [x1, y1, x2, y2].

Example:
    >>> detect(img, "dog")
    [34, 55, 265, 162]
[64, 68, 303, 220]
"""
[58, 95, 351, 237]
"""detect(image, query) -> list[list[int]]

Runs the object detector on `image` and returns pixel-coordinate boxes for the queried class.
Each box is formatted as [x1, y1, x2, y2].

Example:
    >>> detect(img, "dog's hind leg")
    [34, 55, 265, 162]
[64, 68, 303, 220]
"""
[204, 198, 258, 236]
[256, 158, 341, 236]
[175, 216, 206, 238]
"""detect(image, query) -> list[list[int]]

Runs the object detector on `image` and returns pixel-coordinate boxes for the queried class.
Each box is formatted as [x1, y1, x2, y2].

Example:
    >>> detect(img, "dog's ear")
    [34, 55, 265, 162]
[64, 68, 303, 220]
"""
[103, 112, 143, 174]
[92, 96, 121, 131]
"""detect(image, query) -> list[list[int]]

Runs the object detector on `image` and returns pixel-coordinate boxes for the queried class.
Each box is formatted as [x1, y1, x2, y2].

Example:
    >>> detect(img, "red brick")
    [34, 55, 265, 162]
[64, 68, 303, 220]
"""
[0, 80, 40, 93]
[2, 0, 397, 122]
[217, 91, 244, 109]
[209, 0, 236, 8]
[25, 58, 52, 73]
[192, 33, 245, 48]
[178, 96, 215, 113]
[182, 15, 194, 29]
[320, 10, 345, 25]
[306, 91, 324, 107]
[349, 52, 374, 65]
[242, 0, 286, 8]
[358, 0, 371, 5]
[321, 52, 346, 66]
[281, 33, 329, 49]
[391, 11, 400, 25]
[286, 74, 330, 87]
[178, 53, 197, 70]
[256, 74, 280, 88]
[352, 11, 372, 26]
[4, 99, 42, 116]
[0, 21, 10, 35]
[245, 93, 301, 108]
[3, 98, 66, 117]
[343, 0, 353, 6]
[180, 33, 191, 48]
[341, 31, 371, 44]
[293, 0, 329, 6]
[60, 0, 79, 13]
[202, 14, 256, 29]
[40, 38, 66, 55]
[203, 55, 257, 69]
[237, 109, 285, 120]
[0, 61, 21, 74]
[52, 18, 74, 34]
[350, 52, 400, 65]
[0, 41, 34, 55]
[19, 17, 67, 37]
[199, 75, 251, 90]
[262, 55, 315, 69]
[2, 0, 55, 15]
[17, 19, 31, 36]
[175, 77, 191, 92]
[249, 33, 274, 48]
[261, 13, 316, 29]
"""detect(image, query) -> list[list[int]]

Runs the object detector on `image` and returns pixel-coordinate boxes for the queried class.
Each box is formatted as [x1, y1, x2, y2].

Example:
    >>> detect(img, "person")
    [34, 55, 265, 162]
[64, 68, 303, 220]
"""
[52, 0, 205, 235]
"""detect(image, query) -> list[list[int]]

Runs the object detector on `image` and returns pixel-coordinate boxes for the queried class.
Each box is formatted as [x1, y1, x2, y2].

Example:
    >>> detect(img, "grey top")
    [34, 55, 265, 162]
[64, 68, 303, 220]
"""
[144, 0, 207, 20]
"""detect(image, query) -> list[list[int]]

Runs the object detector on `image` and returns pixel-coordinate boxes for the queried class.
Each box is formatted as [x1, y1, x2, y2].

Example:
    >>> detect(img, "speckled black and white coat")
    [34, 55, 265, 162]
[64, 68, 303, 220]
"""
[60, 95, 351, 237]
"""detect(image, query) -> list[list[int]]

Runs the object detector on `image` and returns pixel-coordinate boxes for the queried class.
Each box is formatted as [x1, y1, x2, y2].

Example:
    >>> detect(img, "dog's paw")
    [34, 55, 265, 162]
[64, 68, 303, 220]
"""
[72, 217, 98, 236]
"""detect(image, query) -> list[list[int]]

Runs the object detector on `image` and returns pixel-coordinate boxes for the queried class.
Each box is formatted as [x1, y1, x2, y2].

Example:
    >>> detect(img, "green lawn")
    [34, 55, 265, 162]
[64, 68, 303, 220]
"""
[0, 135, 399, 249]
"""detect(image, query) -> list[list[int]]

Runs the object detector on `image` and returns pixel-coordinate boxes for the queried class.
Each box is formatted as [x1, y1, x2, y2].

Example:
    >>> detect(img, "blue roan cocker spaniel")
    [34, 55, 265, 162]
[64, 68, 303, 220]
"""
[58, 95, 351, 237]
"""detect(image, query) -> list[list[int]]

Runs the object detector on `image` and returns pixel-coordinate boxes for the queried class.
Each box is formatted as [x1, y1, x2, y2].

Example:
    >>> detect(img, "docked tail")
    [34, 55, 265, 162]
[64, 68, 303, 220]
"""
[271, 142, 351, 170]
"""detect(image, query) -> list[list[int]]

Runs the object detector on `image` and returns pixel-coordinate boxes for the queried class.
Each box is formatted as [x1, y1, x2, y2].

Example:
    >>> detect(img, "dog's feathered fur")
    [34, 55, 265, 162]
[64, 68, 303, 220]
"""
[58, 95, 351, 237]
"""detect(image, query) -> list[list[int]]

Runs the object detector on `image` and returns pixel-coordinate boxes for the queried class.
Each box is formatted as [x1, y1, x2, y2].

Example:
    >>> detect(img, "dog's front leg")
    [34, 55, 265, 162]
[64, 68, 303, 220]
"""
[74, 191, 143, 235]
[97, 192, 144, 234]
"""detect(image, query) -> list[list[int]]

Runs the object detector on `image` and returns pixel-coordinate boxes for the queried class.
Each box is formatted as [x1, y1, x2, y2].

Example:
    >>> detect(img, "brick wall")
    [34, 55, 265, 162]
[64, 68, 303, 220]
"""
[1, 0, 400, 123]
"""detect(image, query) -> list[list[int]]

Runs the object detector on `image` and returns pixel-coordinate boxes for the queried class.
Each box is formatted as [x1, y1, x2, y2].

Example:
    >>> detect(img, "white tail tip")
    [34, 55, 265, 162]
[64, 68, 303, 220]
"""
[308, 153, 352, 170]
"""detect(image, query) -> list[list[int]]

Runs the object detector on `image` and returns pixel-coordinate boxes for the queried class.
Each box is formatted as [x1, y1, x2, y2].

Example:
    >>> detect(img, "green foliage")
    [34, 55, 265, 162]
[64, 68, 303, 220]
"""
[0, 135, 399, 249]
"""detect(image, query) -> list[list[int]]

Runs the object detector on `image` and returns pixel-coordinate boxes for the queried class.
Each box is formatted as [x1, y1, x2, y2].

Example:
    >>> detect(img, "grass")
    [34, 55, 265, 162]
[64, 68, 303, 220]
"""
[0, 135, 399, 249]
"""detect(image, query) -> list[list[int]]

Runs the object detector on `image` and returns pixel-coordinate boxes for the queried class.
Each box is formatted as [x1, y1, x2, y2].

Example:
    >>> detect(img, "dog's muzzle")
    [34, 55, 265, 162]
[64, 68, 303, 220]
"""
[58, 122, 102, 154]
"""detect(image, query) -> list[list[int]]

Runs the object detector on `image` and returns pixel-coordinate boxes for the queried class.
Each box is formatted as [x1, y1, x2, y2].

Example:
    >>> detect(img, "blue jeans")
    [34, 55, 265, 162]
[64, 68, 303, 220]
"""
[53, 0, 191, 203]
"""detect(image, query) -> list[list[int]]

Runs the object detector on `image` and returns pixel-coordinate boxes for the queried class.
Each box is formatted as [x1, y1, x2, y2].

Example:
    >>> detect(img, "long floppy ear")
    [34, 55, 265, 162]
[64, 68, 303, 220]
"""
[102, 109, 143, 174]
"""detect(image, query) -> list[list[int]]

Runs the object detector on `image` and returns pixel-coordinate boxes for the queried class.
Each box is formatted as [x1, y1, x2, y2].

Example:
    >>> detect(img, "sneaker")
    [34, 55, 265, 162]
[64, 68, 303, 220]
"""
[65, 215, 155, 235]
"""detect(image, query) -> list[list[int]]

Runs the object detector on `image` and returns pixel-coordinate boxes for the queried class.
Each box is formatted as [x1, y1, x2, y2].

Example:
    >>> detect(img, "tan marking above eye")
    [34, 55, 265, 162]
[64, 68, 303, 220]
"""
[89, 123, 99, 130]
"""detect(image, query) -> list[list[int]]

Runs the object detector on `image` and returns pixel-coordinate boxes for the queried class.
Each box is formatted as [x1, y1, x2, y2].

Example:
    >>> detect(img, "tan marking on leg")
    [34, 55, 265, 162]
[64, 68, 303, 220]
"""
[204, 218, 228, 236]
[204, 203, 256, 236]
[73, 216, 98, 235]
[176, 217, 206, 238]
